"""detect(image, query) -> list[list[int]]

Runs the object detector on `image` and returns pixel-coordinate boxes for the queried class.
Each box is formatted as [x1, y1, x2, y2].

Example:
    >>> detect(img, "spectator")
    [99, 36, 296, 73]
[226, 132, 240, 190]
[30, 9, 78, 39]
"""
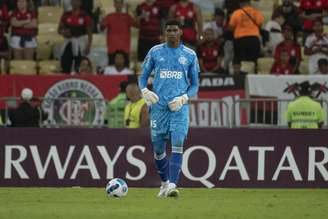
[135, 0, 162, 62]
[271, 49, 295, 74]
[299, 0, 328, 43]
[197, 27, 224, 74]
[105, 81, 128, 128]
[101, 0, 138, 65]
[8, 88, 48, 127]
[0, 0, 9, 73]
[203, 8, 226, 41]
[228, 0, 264, 65]
[78, 56, 93, 75]
[10, 0, 38, 60]
[273, 0, 302, 39]
[169, 0, 203, 48]
[264, 10, 285, 55]
[58, 0, 93, 74]
[274, 25, 302, 74]
[286, 81, 325, 129]
[124, 83, 149, 128]
[318, 58, 328, 74]
[304, 19, 328, 74]
[104, 50, 134, 75]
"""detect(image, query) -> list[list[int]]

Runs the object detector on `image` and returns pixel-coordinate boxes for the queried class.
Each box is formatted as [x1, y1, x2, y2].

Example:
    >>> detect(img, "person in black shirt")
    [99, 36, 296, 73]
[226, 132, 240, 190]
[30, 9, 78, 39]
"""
[8, 88, 48, 127]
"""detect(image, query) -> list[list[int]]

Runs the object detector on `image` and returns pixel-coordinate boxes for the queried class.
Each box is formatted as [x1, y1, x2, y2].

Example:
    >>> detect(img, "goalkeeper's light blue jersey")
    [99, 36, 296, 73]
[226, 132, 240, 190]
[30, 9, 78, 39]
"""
[139, 43, 200, 109]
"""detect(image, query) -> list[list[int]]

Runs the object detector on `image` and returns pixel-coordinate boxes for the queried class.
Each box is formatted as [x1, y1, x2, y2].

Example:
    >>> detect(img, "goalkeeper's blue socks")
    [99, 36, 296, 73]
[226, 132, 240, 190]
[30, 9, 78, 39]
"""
[169, 152, 182, 184]
[154, 154, 169, 182]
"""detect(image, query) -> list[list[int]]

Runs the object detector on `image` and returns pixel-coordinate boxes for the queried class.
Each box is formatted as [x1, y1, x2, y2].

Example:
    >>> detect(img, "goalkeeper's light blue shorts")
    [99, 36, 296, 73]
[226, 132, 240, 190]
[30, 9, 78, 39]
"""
[149, 104, 189, 142]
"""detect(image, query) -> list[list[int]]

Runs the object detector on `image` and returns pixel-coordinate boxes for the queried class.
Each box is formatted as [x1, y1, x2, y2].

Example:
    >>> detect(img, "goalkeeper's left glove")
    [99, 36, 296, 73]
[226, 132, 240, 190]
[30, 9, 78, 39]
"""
[168, 94, 188, 112]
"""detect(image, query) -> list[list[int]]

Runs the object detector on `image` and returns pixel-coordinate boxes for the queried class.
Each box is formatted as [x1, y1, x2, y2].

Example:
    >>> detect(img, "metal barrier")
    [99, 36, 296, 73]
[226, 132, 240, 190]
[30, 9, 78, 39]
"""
[0, 97, 231, 128]
[1, 97, 327, 128]
[0, 97, 107, 128]
[233, 98, 328, 128]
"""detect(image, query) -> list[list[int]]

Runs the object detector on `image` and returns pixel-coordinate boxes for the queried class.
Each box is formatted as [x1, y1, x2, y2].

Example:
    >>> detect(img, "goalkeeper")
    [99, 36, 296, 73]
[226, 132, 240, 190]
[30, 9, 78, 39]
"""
[138, 19, 199, 198]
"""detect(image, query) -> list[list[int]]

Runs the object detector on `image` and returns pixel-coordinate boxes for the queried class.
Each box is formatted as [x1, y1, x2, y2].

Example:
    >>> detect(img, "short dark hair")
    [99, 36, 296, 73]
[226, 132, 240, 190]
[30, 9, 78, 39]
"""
[214, 8, 225, 17]
[113, 50, 129, 67]
[165, 19, 182, 28]
[318, 58, 328, 67]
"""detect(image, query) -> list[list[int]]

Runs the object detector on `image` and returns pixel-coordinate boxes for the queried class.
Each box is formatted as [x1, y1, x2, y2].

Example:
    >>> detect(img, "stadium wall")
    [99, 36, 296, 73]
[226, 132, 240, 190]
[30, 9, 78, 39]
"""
[0, 128, 327, 188]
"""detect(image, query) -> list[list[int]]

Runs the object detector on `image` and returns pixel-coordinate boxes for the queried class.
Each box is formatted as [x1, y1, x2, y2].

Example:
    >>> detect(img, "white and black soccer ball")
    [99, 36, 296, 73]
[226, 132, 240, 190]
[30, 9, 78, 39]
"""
[105, 178, 128, 198]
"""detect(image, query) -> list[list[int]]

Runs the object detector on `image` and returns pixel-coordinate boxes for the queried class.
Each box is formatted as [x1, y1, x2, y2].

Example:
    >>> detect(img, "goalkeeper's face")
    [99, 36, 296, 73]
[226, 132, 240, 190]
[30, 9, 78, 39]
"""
[165, 25, 182, 45]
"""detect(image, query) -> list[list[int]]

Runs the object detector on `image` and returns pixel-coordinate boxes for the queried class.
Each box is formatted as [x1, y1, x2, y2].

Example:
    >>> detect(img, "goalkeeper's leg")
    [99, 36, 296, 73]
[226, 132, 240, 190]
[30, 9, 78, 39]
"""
[152, 135, 169, 197]
[167, 131, 185, 198]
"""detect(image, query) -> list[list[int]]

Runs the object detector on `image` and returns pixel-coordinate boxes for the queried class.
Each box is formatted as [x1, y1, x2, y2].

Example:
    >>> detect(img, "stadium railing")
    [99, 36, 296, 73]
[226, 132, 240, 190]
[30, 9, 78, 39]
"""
[232, 98, 328, 128]
[1, 97, 327, 128]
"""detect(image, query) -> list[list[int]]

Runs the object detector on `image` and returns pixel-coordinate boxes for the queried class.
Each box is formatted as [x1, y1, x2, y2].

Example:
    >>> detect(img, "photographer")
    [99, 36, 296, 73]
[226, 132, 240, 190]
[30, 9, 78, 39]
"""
[8, 88, 48, 127]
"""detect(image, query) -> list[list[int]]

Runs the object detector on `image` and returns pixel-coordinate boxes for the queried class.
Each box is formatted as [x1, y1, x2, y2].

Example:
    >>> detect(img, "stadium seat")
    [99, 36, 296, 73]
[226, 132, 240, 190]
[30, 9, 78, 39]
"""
[88, 47, 108, 72]
[92, 33, 107, 48]
[37, 34, 63, 60]
[10, 60, 37, 75]
[324, 25, 328, 34]
[38, 23, 58, 35]
[257, 57, 274, 74]
[0, 59, 5, 74]
[299, 60, 309, 75]
[241, 61, 256, 74]
[99, 0, 114, 14]
[38, 6, 63, 24]
[38, 60, 61, 75]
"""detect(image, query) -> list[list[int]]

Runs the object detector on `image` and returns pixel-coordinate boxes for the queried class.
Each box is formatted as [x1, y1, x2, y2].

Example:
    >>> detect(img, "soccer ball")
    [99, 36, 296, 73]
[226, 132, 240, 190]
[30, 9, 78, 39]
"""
[105, 178, 128, 198]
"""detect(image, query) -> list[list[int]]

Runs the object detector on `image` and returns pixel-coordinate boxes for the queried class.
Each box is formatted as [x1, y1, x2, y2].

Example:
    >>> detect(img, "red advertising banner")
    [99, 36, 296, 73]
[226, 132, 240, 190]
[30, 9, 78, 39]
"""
[0, 75, 128, 101]
[0, 75, 247, 126]
[0, 128, 327, 188]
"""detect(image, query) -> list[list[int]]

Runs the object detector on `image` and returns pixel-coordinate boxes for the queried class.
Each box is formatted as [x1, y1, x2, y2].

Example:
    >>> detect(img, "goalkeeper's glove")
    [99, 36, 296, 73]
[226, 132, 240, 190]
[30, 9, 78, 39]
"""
[168, 94, 188, 112]
[141, 88, 159, 106]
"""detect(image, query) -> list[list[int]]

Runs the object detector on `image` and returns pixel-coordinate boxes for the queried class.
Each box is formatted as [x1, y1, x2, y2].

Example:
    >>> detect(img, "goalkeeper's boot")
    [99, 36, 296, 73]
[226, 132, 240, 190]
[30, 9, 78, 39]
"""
[157, 180, 169, 198]
[166, 183, 179, 198]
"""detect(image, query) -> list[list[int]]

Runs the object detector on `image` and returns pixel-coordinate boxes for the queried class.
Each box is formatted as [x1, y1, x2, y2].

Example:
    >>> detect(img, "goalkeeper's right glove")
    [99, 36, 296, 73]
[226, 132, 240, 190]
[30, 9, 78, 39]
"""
[141, 88, 159, 106]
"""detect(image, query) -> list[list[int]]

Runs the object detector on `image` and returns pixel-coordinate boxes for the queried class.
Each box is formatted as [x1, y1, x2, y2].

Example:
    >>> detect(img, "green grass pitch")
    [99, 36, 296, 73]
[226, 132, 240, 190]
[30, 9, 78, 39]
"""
[0, 188, 327, 219]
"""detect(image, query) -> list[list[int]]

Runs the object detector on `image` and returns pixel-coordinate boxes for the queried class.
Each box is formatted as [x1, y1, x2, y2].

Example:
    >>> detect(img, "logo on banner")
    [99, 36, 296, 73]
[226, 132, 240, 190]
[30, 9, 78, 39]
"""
[42, 79, 106, 126]
[283, 81, 328, 98]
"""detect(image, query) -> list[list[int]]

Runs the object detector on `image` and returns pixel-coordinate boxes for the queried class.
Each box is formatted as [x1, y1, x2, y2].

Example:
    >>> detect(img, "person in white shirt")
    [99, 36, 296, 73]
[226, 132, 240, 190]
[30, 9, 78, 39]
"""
[104, 50, 134, 75]
[264, 10, 285, 55]
[304, 19, 328, 74]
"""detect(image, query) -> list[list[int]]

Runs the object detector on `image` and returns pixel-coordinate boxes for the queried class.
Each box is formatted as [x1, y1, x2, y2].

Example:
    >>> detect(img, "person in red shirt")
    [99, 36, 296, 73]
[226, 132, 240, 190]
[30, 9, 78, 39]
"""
[271, 49, 295, 75]
[101, 0, 138, 65]
[169, 0, 203, 48]
[0, 1, 9, 73]
[197, 27, 224, 74]
[299, 0, 328, 42]
[58, 0, 93, 74]
[136, 0, 161, 62]
[9, 0, 38, 60]
[274, 25, 302, 73]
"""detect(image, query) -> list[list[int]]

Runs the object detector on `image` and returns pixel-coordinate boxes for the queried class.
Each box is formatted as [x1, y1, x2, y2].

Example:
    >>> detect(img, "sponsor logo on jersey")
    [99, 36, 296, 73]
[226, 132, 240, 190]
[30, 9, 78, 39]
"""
[160, 70, 183, 79]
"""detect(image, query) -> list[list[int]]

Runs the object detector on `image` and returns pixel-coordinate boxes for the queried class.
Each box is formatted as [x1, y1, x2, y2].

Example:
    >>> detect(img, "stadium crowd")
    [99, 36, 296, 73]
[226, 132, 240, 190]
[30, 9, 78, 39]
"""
[0, 0, 327, 75]
[0, 0, 328, 129]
